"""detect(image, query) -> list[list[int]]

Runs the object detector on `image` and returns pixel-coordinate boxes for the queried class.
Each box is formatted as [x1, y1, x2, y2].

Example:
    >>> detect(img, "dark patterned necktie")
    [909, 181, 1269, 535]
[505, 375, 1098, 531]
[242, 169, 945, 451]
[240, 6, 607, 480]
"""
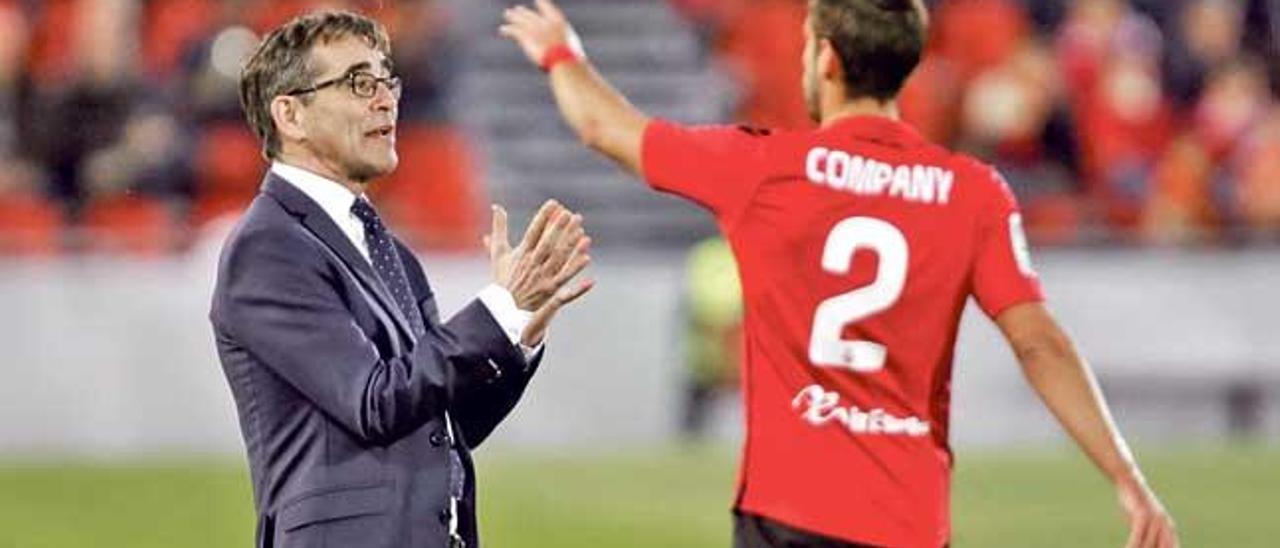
[351, 198, 466, 512]
[350, 198, 426, 337]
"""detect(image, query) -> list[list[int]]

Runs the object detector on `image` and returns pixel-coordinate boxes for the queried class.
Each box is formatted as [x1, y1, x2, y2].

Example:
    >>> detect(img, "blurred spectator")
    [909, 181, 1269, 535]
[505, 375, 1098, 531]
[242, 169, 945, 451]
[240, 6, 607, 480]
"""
[140, 0, 220, 81]
[380, 0, 457, 124]
[957, 39, 1083, 240]
[167, 2, 266, 228]
[1163, 0, 1245, 110]
[1070, 10, 1173, 229]
[1055, 0, 1129, 98]
[667, 0, 741, 52]
[708, 0, 810, 129]
[959, 41, 1078, 190]
[366, 0, 486, 250]
[1231, 107, 1280, 233]
[930, 0, 1029, 83]
[1144, 133, 1215, 243]
[1192, 58, 1270, 161]
[23, 0, 190, 235]
[0, 1, 60, 254]
[0, 1, 42, 197]
[678, 236, 742, 441]
[899, 52, 962, 145]
[2, 0, 1279, 253]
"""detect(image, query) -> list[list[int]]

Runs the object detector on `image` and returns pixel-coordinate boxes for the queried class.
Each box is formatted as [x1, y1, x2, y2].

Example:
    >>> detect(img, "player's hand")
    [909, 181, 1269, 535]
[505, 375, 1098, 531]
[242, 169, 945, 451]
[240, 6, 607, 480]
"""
[499, 0, 579, 67]
[486, 200, 592, 313]
[1116, 478, 1178, 548]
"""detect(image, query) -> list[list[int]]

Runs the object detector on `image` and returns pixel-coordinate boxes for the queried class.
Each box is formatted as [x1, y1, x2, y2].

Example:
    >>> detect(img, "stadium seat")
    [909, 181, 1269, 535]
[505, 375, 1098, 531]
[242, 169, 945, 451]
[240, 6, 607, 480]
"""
[191, 192, 254, 228]
[714, 0, 810, 129]
[79, 195, 176, 255]
[195, 123, 264, 195]
[0, 194, 63, 255]
[1022, 192, 1083, 245]
[192, 123, 264, 228]
[25, 0, 78, 85]
[931, 0, 1030, 82]
[371, 124, 485, 252]
[140, 0, 215, 78]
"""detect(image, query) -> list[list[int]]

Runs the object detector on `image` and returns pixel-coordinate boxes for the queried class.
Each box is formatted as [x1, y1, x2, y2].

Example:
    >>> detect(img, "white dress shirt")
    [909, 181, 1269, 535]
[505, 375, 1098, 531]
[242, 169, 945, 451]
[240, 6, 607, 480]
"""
[271, 162, 538, 353]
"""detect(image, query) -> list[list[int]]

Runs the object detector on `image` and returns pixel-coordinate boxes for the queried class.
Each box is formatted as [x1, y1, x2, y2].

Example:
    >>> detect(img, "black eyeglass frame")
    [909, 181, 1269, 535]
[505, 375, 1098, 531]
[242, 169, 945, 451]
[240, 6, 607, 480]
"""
[286, 70, 402, 99]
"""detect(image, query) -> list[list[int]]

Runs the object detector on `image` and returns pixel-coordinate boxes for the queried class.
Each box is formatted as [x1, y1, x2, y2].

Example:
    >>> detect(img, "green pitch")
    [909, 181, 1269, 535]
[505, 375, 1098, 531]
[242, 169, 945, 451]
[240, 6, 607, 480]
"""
[0, 444, 1275, 547]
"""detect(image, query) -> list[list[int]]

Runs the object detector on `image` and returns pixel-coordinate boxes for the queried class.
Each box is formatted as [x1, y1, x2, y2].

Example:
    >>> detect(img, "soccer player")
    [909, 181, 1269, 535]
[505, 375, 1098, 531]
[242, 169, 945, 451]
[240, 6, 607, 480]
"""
[500, 0, 1179, 546]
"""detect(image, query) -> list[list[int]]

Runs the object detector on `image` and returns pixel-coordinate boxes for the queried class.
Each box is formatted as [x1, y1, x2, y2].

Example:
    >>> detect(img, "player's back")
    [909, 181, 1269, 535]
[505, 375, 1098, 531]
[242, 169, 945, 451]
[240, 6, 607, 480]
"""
[733, 114, 1018, 435]
[640, 114, 1042, 546]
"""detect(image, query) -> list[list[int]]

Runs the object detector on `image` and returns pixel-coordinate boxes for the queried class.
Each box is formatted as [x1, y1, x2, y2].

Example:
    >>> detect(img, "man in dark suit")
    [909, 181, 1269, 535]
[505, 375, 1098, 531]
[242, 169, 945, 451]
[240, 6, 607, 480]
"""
[209, 11, 592, 548]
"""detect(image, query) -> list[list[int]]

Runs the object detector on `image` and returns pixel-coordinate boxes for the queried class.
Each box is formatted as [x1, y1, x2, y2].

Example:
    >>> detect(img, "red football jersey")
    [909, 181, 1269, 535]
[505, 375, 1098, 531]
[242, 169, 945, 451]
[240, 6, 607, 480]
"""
[642, 115, 1044, 547]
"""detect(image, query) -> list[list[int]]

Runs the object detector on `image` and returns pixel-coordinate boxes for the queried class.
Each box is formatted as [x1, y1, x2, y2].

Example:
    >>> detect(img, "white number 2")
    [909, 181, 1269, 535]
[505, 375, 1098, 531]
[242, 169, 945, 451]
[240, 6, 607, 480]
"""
[808, 217, 908, 373]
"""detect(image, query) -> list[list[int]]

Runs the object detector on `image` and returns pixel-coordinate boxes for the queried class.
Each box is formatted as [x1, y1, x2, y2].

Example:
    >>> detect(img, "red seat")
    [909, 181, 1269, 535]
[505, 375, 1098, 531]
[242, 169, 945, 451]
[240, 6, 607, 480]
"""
[371, 124, 486, 252]
[1022, 193, 1082, 245]
[25, 0, 79, 85]
[140, 0, 216, 78]
[191, 192, 254, 228]
[192, 123, 264, 230]
[0, 194, 63, 255]
[196, 123, 265, 195]
[80, 196, 176, 255]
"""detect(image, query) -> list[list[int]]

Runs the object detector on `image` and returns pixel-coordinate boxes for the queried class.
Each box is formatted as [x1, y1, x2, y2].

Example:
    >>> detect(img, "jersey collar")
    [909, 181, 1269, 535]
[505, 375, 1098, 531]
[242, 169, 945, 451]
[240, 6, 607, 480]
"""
[824, 114, 923, 148]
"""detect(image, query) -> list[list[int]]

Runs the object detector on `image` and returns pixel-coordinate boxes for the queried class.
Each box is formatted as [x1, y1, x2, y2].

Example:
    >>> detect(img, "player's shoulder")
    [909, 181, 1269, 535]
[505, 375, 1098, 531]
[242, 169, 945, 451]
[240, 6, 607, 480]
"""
[649, 120, 789, 156]
[938, 149, 1014, 201]
[942, 150, 999, 184]
[734, 124, 775, 138]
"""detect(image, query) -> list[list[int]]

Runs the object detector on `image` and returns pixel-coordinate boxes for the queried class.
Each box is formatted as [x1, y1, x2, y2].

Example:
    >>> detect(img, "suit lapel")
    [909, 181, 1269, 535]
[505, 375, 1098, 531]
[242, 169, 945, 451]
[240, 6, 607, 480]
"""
[260, 173, 416, 341]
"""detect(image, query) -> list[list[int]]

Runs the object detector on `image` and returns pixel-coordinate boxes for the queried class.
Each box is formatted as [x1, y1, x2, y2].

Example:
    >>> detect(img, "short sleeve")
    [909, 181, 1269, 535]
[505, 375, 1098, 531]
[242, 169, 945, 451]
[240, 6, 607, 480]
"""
[971, 167, 1045, 318]
[641, 119, 770, 228]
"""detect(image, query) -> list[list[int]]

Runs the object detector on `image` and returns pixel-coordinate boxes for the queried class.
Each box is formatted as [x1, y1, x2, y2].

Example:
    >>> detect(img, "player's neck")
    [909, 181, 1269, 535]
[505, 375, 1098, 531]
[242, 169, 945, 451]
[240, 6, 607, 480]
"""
[820, 97, 899, 128]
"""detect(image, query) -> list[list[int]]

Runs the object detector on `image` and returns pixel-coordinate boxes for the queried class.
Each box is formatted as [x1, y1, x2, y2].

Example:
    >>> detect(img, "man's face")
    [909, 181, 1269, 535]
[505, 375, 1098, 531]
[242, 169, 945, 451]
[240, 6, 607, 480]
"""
[802, 14, 821, 123]
[298, 36, 399, 183]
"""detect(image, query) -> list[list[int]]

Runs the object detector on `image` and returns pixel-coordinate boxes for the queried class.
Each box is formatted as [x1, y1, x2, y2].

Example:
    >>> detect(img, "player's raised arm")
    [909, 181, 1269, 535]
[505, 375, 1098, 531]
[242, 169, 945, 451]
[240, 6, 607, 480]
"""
[995, 302, 1179, 548]
[500, 0, 650, 175]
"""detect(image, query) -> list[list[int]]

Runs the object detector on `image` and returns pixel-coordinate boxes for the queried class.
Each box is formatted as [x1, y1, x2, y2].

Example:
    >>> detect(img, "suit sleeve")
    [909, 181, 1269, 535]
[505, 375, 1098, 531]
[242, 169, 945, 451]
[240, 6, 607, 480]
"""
[217, 227, 481, 446]
[398, 242, 539, 450]
[445, 304, 543, 450]
[641, 119, 771, 230]
[971, 167, 1045, 318]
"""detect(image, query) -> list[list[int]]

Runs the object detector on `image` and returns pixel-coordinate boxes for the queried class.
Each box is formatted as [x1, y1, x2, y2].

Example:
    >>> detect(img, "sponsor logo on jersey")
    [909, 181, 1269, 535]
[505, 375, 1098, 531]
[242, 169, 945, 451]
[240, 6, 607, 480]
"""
[805, 147, 955, 206]
[791, 384, 930, 437]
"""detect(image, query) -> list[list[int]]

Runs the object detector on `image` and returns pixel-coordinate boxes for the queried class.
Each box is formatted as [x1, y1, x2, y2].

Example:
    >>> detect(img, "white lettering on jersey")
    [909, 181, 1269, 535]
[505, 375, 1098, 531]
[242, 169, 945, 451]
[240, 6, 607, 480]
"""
[1009, 213, 1036, 277]
[792, 385, 931, 437]
[805, 147, 955, 205]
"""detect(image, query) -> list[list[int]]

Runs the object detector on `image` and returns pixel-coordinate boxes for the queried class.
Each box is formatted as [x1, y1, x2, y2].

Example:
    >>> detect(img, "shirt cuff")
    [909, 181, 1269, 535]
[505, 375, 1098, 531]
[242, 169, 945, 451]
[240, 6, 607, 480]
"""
[477, 284, 532, 347]
[521, 341, 545, 363]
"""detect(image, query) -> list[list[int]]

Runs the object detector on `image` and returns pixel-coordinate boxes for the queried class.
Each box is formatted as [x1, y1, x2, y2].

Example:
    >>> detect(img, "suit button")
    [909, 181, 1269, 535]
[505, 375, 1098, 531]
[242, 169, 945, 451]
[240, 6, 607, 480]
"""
[438, 508, 451, 524]
[430, 430, 449, 446]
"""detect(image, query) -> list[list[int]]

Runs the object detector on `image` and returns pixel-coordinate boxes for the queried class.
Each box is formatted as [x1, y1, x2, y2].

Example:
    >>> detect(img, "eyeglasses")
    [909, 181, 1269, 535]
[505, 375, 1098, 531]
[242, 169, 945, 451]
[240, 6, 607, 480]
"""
[287, 71, 402, 99]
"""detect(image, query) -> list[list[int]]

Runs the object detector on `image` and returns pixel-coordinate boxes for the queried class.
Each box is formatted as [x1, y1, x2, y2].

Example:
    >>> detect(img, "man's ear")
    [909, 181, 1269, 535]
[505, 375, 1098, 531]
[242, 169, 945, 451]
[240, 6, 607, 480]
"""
[818, 38, 842, 82]
[270, 96, 307, 144]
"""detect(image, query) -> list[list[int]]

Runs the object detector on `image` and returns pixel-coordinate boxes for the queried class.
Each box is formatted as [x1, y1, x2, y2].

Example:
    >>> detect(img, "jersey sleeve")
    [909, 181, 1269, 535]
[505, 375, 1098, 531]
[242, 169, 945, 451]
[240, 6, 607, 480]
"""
[971, 166, 1045, 318]
[641, 119, 770, 229]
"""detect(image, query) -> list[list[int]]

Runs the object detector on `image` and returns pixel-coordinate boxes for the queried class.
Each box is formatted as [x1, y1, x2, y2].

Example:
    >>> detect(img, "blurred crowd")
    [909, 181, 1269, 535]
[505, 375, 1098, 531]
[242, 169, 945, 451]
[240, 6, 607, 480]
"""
[0, 0, 481, 255]
[1, 0, 1277, 255]
[673, 0, 1280, 244]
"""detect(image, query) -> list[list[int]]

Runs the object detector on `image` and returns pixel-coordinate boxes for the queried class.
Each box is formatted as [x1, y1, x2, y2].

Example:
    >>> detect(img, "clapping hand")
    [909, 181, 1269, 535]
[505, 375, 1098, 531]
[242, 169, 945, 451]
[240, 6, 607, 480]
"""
[486, 200, 594, 346]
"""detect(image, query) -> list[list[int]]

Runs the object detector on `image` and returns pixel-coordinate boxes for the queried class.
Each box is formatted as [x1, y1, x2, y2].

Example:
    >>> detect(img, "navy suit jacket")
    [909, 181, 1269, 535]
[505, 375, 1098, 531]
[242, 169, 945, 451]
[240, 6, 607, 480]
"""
[210, 173, 539, 548]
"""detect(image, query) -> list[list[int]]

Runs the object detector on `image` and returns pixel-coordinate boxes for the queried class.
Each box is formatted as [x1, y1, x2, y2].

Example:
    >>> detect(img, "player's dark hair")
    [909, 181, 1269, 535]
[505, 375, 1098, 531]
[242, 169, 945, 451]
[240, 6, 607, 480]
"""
[239, 10, 391, 160]
[809, 0, 927, 101]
